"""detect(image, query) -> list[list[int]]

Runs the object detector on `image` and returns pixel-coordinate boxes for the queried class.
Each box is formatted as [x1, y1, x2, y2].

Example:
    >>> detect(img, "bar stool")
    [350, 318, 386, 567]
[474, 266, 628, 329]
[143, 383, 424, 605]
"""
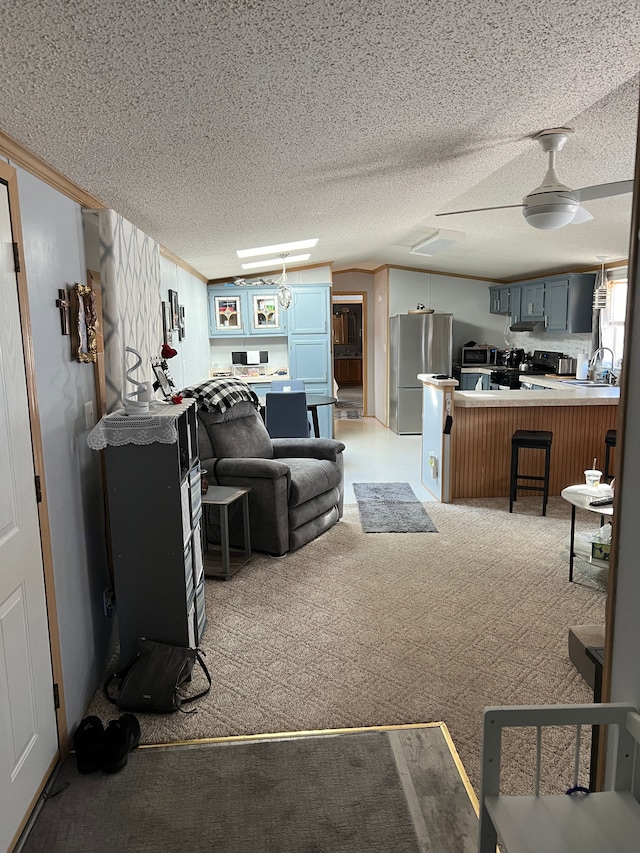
[509, 429, 553, 516]
[604, 429, 617, 482]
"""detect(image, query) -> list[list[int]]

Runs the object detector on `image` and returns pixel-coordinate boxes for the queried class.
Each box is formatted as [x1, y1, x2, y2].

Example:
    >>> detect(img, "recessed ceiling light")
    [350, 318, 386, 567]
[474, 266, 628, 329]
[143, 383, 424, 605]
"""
[237, 239, 318, 258]
[241, 254, 311, 270]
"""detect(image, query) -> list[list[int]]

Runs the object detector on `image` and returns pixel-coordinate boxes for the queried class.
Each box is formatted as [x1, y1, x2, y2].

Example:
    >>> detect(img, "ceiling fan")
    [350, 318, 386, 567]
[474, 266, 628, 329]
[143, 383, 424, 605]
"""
[436, 128, 633, 230]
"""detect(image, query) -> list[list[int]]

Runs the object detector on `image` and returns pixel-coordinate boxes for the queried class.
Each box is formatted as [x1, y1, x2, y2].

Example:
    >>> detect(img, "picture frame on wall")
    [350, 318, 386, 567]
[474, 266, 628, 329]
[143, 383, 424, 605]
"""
[169, 289, 179, 329]
[70, 283, 98, 363]
[162, 301, 173, 344]
[178, 305, 185, 341]
[151, 357, 175, 400]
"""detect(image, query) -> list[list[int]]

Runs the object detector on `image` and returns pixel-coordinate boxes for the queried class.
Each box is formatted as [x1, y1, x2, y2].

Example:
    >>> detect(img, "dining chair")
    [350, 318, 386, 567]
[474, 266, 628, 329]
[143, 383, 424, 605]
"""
[264, 391, 310, 438]
[270, 379, 304, 393]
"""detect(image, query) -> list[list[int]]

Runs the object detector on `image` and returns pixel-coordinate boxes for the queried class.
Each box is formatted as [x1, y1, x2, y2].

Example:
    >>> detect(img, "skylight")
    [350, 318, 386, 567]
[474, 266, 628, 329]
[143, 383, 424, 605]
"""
[237, 239, 318, 258]
[241, 254, 311, 270]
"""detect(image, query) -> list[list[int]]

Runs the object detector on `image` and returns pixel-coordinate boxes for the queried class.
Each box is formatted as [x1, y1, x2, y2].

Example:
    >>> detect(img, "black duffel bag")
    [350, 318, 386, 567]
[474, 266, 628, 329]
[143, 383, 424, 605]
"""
[104, 637, 211, 714]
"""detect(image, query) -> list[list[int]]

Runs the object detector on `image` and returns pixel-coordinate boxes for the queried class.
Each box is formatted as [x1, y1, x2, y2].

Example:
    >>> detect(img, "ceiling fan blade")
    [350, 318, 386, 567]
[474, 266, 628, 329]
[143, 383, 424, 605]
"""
[436, 203, 523, 217]
[574, 179, 633, 202]
[570, 205, 594, 225]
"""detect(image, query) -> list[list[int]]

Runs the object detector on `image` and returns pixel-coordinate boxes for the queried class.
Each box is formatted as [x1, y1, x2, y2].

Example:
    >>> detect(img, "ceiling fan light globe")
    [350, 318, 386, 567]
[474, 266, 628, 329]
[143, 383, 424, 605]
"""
[522, 202, 578, 230]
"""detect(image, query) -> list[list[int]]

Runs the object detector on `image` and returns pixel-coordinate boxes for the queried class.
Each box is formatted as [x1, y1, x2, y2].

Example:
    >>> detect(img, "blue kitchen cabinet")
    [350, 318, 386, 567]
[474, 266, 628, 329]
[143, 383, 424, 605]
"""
[509, 285, 522, 325]
[288, 286, 329, 334]
[544, 274, 595, 333]
[287, 283, 333, 437]
[522, 281, 545, 321]
[288, 338, 332, 438]
[510, 273, 595, 333]
[208, 289, 246, 335]
[288, 336, 330, 383]
[489, 285, 511, 315]
[207, 286, 286, 337]
[545, 279, 569, 332]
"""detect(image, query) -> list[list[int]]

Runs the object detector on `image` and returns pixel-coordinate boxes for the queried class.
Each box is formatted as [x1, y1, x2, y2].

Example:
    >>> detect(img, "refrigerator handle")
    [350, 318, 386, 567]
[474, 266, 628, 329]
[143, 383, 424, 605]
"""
[421, 317, 428, 374]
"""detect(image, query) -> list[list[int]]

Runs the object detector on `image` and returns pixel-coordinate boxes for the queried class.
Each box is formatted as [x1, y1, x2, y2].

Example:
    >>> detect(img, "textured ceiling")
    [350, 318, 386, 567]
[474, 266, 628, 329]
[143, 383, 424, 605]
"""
[0, 0, 639, 281]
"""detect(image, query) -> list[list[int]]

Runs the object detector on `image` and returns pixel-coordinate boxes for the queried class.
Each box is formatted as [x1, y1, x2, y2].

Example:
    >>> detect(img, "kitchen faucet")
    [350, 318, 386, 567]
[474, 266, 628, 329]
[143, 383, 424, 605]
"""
[589, 347, 617, 383]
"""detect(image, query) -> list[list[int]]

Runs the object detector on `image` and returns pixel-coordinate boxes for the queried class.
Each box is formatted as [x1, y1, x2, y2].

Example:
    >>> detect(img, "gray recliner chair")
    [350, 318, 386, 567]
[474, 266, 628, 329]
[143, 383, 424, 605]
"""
[197, 401, 344, 556]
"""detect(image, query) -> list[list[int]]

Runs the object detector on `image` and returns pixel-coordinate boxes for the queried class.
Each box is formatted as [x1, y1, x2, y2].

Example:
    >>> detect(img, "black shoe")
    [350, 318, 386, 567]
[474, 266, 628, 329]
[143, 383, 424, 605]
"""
[101, 713, 141, 774]
[73, 716, 105, 774]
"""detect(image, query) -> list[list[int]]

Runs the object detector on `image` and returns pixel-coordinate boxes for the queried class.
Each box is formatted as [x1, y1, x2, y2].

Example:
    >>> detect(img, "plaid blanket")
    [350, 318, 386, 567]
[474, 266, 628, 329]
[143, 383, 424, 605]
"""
[180, 378, 259, 414]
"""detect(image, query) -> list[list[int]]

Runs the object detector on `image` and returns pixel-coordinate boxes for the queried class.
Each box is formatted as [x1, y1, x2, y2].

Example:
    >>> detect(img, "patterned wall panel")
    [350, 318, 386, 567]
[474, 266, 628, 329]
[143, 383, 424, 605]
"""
[99, 210, 162, 411]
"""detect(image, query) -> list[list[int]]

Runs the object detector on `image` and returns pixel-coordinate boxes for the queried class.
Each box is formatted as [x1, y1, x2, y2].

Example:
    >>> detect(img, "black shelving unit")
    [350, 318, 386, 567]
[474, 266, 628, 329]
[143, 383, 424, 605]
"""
[103, 400, 207, 666]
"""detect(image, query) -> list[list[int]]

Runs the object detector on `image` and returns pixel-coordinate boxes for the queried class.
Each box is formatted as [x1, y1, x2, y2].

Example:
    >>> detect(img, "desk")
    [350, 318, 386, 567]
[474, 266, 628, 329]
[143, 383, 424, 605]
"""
[259, 394, 337, 437]
[560, 484, 613, 582]
[201, 486, 252, 580]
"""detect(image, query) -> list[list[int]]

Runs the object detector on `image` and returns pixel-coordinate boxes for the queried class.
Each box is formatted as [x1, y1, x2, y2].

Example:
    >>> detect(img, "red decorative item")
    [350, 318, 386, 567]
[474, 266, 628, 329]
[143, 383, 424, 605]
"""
[161, 343, 178, 359]
[171, 394, 183, 405]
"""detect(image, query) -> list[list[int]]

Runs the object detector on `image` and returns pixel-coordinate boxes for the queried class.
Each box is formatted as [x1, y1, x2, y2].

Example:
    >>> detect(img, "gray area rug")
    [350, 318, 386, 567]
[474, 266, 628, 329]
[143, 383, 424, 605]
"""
[23, 727, 476, 853]
[354, 482, 438, 533]
[335, 409, 363, 419]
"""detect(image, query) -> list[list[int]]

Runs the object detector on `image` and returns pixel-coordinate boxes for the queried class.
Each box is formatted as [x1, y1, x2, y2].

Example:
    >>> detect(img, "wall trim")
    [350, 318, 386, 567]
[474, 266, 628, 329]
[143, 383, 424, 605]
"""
[0, 129, 209, 284]
[506, 259, 630, 284]
[371, 263, 500, 283]
[207, 260, 334, 285]
[159, 246, 208, 283]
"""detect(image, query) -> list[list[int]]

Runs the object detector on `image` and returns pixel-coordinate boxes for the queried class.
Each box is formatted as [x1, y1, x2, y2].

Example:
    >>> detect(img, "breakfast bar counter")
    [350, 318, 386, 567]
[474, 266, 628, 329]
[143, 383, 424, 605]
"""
[419, 374, 619, 500]
[454, 380, 619, 408]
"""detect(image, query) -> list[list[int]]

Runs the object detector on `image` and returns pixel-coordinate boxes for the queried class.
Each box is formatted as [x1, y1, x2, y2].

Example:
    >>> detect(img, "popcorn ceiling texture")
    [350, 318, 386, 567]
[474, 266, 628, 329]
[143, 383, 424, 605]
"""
[0, 1, 638, 280]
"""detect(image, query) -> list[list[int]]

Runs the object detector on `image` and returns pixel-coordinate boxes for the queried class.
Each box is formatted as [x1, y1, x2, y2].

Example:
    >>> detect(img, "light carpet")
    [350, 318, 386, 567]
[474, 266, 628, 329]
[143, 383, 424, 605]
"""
[354, 481, 438, 533]
[85, 497, 606, 796]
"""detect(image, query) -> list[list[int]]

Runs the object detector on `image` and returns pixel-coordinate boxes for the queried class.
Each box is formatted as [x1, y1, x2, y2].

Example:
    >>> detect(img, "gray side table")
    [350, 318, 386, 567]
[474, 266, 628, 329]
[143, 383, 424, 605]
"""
[202, 486, 252, 579]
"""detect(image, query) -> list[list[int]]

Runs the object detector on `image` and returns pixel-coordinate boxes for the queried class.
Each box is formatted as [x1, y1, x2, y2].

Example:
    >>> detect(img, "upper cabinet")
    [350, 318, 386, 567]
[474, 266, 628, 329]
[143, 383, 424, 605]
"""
[208, 287, 286, 336]
[509, 285, 522, 325]
[544, 274, 595, 333]
[521, 281, 545, 321]
[488, 273, 595, 333]
[545, 279, 569, 331]
[287, 286, 329, 334]
[488, 285, 511, 315]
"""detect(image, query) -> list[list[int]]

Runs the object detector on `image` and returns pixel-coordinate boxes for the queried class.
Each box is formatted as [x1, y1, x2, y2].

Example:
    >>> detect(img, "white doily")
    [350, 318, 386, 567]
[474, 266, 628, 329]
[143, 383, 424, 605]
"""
[87, 399, 196, 450]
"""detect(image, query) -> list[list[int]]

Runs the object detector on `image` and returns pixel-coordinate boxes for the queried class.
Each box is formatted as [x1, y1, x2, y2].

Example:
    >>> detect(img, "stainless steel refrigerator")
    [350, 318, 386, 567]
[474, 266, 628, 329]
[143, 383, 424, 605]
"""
[389, 313, 453, 434]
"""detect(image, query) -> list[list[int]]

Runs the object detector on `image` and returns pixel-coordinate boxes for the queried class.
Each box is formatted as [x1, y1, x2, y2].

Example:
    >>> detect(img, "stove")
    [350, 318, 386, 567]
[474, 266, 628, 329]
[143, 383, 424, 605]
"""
[491, 350, 563, 389]
[490, 368, 524, 389]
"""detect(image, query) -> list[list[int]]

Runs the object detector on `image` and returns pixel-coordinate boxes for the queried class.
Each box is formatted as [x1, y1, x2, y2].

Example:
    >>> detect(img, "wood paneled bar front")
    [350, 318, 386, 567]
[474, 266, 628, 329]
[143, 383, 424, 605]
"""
[420, 375, 619, 501]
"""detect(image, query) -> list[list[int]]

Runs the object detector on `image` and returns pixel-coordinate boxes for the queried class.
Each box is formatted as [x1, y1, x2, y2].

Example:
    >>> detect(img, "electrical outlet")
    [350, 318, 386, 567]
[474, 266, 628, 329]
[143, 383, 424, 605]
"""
[84, 400, 95, 430]
[102, 588, 116, 618]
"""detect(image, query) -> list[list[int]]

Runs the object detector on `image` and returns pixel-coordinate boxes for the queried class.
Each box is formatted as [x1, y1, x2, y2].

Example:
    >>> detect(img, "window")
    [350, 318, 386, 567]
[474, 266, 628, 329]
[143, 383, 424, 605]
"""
[600, 277, 628, 370]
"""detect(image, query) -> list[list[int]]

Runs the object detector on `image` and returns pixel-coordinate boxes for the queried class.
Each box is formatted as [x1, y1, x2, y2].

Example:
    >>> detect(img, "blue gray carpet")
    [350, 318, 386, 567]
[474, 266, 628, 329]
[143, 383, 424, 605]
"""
[353, 482, 438, 533]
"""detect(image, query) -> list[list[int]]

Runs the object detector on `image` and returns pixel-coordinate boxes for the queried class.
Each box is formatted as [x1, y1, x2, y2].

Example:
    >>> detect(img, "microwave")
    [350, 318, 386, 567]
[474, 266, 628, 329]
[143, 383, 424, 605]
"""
[460, 346, 497, 367]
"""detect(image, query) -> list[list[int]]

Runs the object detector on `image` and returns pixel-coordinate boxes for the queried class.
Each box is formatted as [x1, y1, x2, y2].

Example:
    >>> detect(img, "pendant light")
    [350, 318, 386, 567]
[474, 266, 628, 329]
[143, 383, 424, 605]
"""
[593, 255, 608, 309]
[275, 253, 293, 309]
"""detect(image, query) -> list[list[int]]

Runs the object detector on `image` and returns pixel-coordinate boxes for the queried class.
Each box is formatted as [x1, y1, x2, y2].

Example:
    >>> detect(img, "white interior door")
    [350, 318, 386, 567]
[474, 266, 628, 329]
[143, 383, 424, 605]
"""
[0, 181, 58, 851]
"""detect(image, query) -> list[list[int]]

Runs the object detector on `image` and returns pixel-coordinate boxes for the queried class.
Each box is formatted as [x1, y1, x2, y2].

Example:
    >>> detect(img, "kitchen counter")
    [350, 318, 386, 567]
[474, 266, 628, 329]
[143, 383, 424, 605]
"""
[455, 383, 619, 407]
[419, 374, 618, 500]
[210, 372, 290, 384]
